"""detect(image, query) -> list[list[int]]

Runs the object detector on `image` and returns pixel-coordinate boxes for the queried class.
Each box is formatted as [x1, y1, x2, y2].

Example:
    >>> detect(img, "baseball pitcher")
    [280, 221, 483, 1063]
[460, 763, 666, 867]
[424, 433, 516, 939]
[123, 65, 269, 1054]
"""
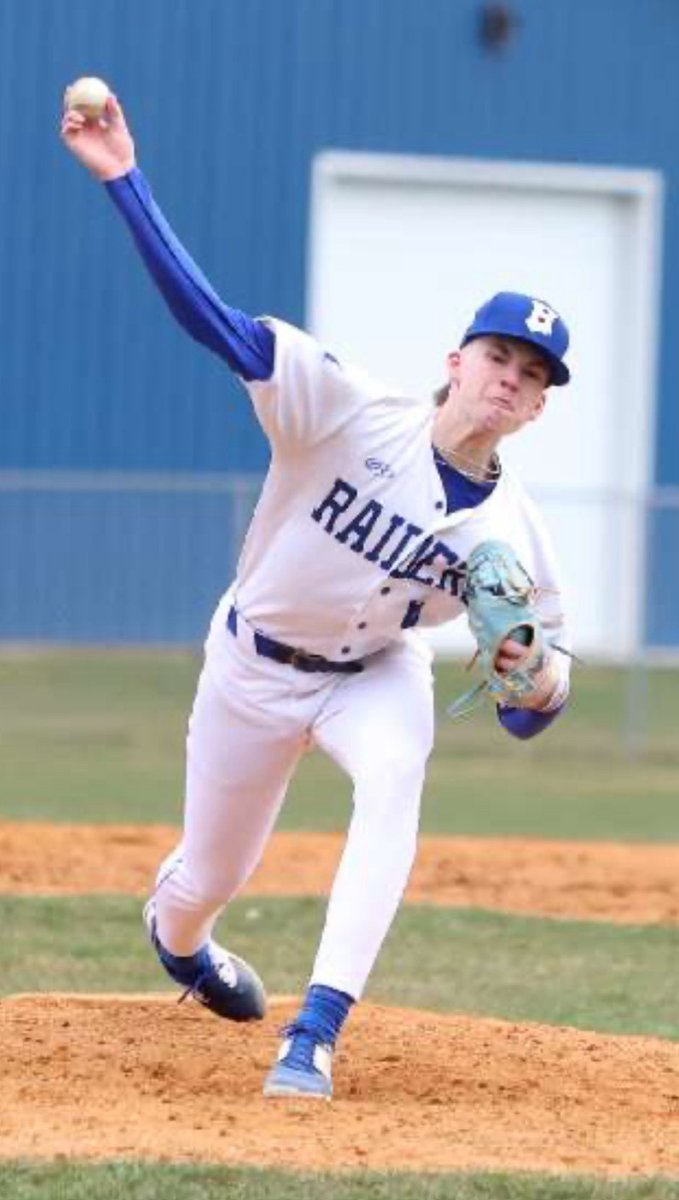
[62, 90, 572, 1100]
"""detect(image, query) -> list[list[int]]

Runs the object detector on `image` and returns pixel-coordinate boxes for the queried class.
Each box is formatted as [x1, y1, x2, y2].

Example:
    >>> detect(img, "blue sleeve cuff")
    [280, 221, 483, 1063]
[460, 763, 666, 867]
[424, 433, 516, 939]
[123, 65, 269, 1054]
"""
[104, 168, 275, 381]
[496, 699, 567, 740]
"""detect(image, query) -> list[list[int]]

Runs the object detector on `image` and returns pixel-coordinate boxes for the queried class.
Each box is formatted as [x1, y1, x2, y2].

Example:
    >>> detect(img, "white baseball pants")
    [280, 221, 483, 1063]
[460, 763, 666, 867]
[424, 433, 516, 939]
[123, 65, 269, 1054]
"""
[153, 603, 435, 1000]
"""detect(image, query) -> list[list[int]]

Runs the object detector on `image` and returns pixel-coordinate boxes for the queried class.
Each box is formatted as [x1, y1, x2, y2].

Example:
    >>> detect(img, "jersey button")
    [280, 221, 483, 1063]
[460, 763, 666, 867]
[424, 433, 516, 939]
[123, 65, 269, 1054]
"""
[357, 621, 367, 630]
[435, 500, 444, 510]
[380, 586, 391, 595]
[341, 646, 351, 655]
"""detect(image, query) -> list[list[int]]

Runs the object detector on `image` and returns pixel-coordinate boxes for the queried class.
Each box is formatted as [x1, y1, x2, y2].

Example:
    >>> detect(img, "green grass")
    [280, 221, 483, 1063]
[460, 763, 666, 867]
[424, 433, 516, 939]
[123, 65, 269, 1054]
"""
[3, 895, 677, 1040]
[2, 1162, 678, 1200]
[0, 652, 678, 839]
[0, 651, 194, 825]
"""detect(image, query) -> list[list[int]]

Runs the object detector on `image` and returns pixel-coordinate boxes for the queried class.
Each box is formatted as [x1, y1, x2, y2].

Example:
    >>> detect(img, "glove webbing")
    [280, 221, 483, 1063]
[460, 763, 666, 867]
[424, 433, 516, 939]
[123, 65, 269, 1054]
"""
[447, 540, 548, 719]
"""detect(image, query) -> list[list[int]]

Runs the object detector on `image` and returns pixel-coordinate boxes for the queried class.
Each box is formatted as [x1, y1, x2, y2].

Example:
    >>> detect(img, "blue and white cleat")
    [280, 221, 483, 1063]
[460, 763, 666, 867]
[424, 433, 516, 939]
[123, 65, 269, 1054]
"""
[143, 899, 266, 1022]
[263, 1025, 334, 1099]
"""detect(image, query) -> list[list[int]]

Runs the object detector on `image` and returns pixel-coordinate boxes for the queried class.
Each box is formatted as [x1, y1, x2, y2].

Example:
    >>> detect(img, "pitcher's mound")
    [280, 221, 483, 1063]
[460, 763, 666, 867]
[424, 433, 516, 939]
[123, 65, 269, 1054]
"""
[1, 994, 677, 1178]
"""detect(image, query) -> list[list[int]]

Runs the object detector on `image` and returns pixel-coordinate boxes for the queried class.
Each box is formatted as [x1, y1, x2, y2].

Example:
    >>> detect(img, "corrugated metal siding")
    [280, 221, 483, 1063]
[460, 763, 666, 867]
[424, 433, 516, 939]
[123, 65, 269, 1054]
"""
[1, 0, 678, 475]
[0, 473, 259, 641]
[1, 0, 678, 643]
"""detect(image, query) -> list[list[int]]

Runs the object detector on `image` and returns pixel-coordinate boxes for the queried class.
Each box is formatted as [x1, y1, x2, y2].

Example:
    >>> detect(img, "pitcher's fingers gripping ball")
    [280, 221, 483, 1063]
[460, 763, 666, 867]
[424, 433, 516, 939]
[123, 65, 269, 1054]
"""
[60, 85, 135, 182]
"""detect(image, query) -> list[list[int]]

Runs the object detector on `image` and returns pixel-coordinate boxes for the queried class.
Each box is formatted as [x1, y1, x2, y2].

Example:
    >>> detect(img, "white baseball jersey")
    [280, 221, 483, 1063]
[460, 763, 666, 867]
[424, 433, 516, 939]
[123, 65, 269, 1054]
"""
[209, 318, 570, 692]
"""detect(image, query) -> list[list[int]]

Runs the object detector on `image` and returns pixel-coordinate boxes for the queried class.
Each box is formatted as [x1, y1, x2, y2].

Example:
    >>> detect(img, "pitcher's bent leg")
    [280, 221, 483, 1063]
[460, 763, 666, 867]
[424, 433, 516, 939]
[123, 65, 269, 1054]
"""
[155, 662, 305, 955]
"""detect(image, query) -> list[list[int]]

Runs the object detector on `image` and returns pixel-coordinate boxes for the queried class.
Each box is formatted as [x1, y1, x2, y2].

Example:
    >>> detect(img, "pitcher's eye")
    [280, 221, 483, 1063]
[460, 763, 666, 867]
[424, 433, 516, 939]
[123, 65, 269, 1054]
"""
[524, 365, 548, 384]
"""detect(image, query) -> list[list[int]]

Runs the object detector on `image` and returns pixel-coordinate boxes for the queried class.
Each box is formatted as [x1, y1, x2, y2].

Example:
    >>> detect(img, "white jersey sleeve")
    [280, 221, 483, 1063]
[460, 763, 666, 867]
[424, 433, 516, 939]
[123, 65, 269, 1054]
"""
[243, 318, 399, 452]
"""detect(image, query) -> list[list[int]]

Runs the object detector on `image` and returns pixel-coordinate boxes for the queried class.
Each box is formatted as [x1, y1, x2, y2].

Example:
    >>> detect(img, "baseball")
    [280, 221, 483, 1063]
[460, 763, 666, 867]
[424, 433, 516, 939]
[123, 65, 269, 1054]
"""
[63, 76, 111, 120]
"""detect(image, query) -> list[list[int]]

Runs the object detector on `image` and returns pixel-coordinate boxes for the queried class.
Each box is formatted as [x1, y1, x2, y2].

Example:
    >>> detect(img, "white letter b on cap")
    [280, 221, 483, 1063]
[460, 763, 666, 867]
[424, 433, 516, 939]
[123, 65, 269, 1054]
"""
[526, 300, 558, 336]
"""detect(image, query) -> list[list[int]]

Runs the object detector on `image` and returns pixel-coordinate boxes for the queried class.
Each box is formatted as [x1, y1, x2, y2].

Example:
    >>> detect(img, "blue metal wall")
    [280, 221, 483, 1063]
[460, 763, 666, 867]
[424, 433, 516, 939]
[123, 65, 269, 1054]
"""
[0, 474, 259, 642]
[2, 0, 678, 475]
[1, 0, 677, 641]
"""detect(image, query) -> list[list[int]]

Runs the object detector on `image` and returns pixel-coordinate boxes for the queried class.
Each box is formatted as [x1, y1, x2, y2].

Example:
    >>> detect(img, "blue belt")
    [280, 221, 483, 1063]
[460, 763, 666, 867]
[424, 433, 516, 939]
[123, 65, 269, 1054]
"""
[227, 606, 364, 674]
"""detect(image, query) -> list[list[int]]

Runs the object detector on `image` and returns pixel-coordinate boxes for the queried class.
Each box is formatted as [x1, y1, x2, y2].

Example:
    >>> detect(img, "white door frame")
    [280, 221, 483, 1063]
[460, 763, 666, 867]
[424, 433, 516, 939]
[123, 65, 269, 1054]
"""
[307, 151, 664, 657]
[309, 149, 663, 489]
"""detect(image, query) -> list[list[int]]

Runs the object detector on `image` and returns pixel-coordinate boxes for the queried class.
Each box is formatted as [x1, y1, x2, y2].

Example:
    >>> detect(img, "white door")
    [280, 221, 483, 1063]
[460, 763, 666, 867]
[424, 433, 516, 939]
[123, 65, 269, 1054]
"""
[307, 153, 663, 659]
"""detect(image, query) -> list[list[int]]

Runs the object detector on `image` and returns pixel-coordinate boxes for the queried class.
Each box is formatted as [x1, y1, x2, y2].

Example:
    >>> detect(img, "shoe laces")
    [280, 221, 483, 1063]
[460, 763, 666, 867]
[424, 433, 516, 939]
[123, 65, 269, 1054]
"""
[279, 1023, 330, 1073]
[177, 945, 238, 1006]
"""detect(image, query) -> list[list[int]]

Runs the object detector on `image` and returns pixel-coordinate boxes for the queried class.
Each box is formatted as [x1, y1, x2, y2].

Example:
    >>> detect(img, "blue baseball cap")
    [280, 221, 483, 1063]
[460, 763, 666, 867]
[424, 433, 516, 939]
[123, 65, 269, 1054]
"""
[461, 291, 571, 386]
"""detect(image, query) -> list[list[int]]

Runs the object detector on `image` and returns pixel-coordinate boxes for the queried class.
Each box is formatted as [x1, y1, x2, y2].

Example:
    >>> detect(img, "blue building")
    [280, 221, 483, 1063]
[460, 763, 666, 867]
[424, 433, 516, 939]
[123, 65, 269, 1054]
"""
[0, 0, 676, 647]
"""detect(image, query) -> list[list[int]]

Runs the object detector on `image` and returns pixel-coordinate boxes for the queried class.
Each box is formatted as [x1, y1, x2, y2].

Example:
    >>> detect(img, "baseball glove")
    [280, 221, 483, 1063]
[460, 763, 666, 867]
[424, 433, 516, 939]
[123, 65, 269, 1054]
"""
[447, 539, 547, 718]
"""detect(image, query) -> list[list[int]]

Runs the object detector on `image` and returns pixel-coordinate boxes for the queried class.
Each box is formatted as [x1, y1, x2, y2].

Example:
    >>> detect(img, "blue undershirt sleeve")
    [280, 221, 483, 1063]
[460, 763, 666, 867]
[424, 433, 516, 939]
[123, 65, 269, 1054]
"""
[496, 701, 567, 740]
[104, 167, 275, 382]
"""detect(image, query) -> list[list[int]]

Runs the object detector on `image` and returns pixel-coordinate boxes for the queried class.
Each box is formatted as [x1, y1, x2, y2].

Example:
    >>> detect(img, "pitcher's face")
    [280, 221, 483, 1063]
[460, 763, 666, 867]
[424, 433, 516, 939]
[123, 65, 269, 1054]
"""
[446, 336, 549, 437]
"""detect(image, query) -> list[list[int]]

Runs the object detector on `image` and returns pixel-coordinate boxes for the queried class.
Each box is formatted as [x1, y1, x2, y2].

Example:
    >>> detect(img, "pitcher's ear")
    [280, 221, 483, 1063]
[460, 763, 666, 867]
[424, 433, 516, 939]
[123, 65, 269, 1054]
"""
[446, 349, 462, 379]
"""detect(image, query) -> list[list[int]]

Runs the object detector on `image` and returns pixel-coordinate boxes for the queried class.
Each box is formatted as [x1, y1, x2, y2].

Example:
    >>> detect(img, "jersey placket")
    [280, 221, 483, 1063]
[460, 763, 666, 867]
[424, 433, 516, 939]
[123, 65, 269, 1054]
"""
[330, 481, 475, 658]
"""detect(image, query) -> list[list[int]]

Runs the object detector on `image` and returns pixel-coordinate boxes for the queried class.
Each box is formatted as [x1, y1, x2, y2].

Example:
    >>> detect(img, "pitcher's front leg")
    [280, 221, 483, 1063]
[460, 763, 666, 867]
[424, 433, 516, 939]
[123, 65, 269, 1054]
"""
[264, 641, 434, 1096]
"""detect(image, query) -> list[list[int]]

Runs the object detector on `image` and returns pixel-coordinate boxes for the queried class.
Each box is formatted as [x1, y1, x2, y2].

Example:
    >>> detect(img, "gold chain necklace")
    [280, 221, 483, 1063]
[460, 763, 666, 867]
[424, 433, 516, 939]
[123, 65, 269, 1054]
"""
[433, 443, 501, 484]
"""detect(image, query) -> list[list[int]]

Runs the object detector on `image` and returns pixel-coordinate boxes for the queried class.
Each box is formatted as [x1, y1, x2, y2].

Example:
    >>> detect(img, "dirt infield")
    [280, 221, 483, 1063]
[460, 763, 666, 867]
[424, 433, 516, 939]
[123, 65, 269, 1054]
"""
[2, 821, 678, 924]
[4, 822, 679, 1178]
[1, 994, 678, 1177]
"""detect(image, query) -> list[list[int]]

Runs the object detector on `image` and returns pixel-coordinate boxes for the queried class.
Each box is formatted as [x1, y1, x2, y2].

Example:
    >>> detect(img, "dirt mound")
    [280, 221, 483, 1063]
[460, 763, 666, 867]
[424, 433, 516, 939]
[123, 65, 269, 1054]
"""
[1, 994, 677, 1177]
[2, 822, 678, 924]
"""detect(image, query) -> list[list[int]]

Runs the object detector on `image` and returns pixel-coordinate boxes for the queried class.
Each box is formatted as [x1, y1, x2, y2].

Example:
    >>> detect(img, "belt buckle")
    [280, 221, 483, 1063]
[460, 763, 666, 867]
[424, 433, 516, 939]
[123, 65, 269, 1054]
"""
[290, 648, 326, 671]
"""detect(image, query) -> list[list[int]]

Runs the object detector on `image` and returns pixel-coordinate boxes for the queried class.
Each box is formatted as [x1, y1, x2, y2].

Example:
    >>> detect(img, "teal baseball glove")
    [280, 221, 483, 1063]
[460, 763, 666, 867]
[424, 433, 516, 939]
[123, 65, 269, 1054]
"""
[448, 540, 547, 719]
